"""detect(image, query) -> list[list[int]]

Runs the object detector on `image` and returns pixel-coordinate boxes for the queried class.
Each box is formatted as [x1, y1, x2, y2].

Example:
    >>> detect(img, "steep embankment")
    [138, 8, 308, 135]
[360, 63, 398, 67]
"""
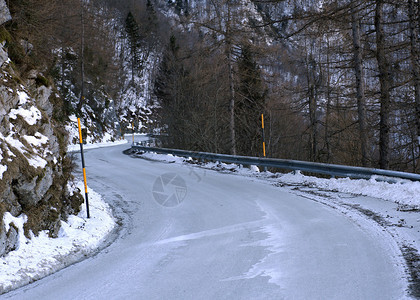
[0, 42, 83, 257]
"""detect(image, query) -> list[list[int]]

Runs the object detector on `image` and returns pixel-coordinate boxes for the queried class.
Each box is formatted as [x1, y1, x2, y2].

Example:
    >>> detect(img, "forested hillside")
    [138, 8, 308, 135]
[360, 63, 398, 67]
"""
[1, 0, 419, 294]
[154, 0, 420, 173]
[2, 0, 419, 171]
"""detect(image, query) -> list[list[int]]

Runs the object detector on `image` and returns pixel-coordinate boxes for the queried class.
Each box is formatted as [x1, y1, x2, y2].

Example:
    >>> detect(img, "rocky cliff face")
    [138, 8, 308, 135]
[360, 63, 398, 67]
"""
[0, 43, 83, 257]
[0, 0, 11, 26]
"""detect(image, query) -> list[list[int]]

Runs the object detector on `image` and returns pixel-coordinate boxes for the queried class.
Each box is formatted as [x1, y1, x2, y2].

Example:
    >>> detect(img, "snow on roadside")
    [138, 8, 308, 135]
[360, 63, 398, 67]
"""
[135, 152, 420, 208]
[65, 114, 127, 148]
[139, 152, 260, 175]
[276, 171, 420, 208]
[140, 152, 187, 164]
[67, 137, 128, 152]
[0, 181, 116, 295]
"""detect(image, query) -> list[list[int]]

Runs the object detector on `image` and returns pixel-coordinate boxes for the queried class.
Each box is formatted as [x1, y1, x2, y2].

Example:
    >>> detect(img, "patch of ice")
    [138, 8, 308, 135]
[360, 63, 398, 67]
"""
[222, 201, 284, 285]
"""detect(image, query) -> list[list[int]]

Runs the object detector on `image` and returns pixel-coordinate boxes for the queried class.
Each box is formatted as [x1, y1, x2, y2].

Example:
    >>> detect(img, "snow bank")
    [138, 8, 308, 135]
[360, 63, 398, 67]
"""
[276, 171, 420, 208]
[139, 152, 261, 175]
[66, 115, 129, 152]
[65, 114, 126, 148]
[67, 138, 128, 152]
[141, 152, 186, 164]
[0, 181, 116, 294]
[136, 152, 420, 208]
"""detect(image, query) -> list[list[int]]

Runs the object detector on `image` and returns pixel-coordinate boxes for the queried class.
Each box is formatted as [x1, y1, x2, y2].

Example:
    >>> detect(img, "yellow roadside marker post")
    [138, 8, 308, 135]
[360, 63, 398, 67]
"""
[261, 113, 267, 172]
[77, 117, 90, 218]
[261, 113, 266, 158]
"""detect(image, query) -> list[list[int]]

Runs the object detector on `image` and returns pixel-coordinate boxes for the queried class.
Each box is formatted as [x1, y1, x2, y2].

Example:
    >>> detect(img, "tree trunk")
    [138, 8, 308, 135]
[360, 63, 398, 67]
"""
[131, 50, 135, 83]
[351, 2, 368, 167]
[310, 85, 318, 162]
[306, 50, 318, 162]
[408, 0, 420, 172]
[61, 47, 65, 93]
[227, 44, 236, 156]
[324, 38, 332, 163]
[77, 0, 85, 115]
[226, 7, 236, 155]
[375, 0, 391, 169]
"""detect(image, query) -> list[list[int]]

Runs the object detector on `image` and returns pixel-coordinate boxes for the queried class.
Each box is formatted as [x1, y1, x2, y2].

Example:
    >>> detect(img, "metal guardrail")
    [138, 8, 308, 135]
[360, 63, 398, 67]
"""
[131, 144, 420, 182]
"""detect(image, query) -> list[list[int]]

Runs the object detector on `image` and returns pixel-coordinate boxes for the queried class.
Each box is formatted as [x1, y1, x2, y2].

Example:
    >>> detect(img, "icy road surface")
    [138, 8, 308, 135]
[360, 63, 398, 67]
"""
[4, 139, 408, 299]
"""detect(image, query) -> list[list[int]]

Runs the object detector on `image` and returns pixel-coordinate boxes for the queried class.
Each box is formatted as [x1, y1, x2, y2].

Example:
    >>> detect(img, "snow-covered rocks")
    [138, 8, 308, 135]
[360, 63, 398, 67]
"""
[0, 42, 9, 66]
[0, 43, 83, 258]
[0, 181, 116, 295]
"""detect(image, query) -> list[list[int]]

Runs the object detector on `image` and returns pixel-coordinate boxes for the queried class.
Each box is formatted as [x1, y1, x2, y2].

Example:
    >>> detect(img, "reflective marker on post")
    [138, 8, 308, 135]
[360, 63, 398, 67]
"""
[261, 113, 266, 158]
[77, 117, 90, 218]
[261, 113, 267, 172]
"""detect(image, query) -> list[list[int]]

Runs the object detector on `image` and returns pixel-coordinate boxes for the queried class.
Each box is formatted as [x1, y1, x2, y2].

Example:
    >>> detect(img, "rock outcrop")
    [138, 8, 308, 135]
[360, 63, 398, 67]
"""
[0, 0, 11, 26]
[0, 42, 83, 257]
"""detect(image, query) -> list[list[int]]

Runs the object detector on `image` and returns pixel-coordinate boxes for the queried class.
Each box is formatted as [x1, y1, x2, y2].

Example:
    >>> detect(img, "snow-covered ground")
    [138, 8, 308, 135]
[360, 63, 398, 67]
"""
[0, 140, 124, 295]
[67, 138, 128, 152]
[0, 181, 115, 294]
[66, 115, 129, 152]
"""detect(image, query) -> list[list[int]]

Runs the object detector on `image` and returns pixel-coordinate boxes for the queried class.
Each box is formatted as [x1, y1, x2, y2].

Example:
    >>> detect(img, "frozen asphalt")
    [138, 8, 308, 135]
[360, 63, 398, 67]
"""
[4, 138, 408, 299]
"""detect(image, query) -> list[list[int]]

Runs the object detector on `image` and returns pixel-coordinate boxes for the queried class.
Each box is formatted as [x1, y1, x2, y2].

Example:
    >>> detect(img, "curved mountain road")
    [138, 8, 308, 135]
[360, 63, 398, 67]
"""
[4, 139, 408, 299]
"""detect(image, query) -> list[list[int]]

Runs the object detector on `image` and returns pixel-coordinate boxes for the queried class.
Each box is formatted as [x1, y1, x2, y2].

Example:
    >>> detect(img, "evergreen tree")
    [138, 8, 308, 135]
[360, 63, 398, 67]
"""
[146, 0, 158, 34]
[125, 11, 142, 83]
[235, 44, 267, 156]
[154, 33, 189, 147]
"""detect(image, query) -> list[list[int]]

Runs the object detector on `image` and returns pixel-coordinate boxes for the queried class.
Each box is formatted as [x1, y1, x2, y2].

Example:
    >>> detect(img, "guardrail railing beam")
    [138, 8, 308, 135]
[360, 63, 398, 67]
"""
[131, 144, 420, 182]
